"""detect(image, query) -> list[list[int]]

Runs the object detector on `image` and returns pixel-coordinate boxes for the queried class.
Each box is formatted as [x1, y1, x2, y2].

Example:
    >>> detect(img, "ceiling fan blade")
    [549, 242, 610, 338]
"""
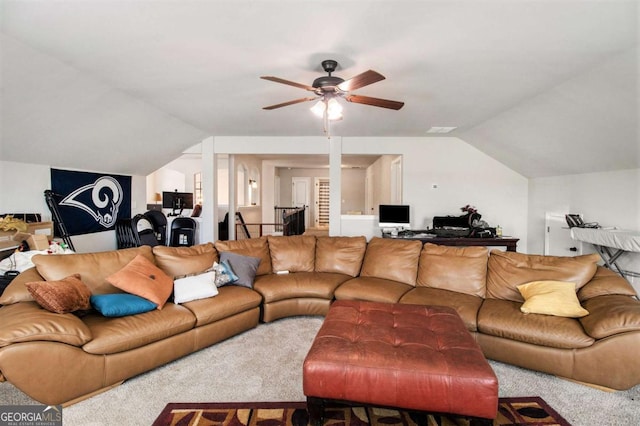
[345, 94, 404, 110]
[338, 70, 385, 92]
[263, 97, 318, 110]
[261, 76, 315, 91]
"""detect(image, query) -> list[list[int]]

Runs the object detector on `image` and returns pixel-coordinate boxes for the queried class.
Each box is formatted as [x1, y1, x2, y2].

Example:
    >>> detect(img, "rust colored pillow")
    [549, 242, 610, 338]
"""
[25, 274, 92, 314]
[106, 255, 173, 309]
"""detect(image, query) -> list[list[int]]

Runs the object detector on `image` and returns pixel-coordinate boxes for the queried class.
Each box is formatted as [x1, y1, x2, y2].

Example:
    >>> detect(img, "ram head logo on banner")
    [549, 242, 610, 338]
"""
[51, 169, 132, 235]
[60, 177, 123, 228]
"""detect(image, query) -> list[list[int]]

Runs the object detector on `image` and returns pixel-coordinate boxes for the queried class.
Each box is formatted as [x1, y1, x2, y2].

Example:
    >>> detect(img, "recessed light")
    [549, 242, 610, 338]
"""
[426, 127, 457, 134]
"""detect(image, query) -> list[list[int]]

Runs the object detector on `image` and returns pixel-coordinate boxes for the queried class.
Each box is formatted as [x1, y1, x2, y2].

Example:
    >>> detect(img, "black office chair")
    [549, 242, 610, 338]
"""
[144, 210, 168, 245]
[170, 217, 197, 247]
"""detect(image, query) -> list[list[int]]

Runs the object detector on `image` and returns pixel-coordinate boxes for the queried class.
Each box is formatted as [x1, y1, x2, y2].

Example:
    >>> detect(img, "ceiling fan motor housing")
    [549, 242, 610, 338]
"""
[313, 60, 344, 93]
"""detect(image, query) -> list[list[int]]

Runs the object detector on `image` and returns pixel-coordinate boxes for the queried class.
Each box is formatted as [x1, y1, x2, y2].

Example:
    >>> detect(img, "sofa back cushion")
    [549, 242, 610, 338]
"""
[267, 235, 316, 273]
[32, 246, 154, 295]
[416, 243, 488, 297]
[153, 243, 218, 278]
[360, 237, 423, 285]
[486, 250, 600, 302]
[315, 236, 367, 277]
[214, 237, 272, 276]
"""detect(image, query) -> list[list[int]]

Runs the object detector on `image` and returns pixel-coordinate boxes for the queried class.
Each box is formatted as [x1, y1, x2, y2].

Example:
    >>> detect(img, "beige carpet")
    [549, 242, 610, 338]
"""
[1, 316, 639, 425]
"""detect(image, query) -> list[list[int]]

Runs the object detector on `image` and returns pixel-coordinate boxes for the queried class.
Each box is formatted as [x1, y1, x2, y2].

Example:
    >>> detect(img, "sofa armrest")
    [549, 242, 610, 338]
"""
[0, 302, 92, 347]
[580, 295, 640, 339]
[578, 266, 637, 302]
[0, 267, 43, 305]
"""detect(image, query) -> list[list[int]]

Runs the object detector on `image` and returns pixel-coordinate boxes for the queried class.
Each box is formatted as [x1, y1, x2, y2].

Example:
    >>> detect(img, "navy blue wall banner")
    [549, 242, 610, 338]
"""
[50, 169, 132, 236]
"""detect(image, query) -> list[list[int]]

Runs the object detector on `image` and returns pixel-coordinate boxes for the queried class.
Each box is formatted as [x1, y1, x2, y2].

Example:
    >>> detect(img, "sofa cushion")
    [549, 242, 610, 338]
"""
[416, 243, 488, 297]
[400, 287, 483, 332]
[0, 302, 92, 348]
[82, 303, 195, 354]
[477, 298, 594, 349]
[486, 251, 600, 302]
[215, 237, 272, 276]
[25, 273, 92, 314]
[90, 294, 158, 317]
[315, 236, 366, 277]
[32, 246, 154, 295]
[253, 272, 349, 303]
[334, 276, 413, 303]
[220, 252, 261, 288]
[173, 271, 219, 304]
[267, 235, 316, 273]
[518, 280, 589, 318]
[153, 243, 218, 278]
[106, 255, 174, 309]
[359, 237, 422, 285]
[180, 285, 262, 327]
[580, 295, 640, 339]
[578, 266, 638, 301]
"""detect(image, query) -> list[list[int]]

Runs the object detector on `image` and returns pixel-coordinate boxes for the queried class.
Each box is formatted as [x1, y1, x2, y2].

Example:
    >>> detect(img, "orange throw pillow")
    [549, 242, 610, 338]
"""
[25, 273, 92, 314]
[106, 255, 173, 309]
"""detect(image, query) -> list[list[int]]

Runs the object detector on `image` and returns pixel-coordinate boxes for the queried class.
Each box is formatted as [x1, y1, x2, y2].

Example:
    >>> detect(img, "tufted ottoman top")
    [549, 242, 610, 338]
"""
[303, 300, 498, 419]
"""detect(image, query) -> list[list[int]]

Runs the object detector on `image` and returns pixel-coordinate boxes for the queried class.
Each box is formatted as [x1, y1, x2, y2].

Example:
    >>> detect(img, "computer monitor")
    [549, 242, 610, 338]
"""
[378, 204, 410, 229]
[162, 191, 194, 216]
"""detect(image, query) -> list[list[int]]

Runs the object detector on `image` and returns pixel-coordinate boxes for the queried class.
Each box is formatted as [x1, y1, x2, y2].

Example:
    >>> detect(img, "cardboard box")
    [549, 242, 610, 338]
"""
[10, 231, 50, 251]
[26, 221, 53, 237]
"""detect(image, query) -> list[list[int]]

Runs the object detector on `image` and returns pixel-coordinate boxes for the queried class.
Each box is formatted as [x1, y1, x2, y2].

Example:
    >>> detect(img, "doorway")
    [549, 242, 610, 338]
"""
[291, 177, 311, 229]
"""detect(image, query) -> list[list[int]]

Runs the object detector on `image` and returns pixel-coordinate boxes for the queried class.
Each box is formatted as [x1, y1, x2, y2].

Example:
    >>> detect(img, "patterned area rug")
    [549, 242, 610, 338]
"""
[152, 397, 571, 426]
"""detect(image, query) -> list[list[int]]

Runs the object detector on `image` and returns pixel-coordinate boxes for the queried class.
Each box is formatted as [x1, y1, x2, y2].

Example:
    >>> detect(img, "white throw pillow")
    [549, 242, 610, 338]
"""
[173, 271, 219, 304]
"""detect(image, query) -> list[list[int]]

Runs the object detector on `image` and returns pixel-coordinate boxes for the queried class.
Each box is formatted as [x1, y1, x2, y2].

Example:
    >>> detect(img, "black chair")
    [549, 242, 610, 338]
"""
[170, 217, 197, 247]
[144, 210, 168, 245]
[115, 215, 159, 249]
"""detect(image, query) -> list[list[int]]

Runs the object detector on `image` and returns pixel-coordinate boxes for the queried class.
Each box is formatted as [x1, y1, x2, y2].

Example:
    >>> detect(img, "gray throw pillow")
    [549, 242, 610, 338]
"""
[219, 252, 261, 288]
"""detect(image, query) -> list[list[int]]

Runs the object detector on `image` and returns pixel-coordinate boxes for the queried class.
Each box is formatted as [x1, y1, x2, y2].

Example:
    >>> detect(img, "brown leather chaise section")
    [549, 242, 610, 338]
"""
[486, 251, 600, 302]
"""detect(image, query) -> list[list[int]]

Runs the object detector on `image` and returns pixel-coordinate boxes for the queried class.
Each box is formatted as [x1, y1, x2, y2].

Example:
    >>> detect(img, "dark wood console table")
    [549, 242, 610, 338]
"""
[384, 234, 519, 252]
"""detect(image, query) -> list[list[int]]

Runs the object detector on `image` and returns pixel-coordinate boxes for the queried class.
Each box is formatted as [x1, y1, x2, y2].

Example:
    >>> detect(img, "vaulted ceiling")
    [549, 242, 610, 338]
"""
[1, 1, 637, 178]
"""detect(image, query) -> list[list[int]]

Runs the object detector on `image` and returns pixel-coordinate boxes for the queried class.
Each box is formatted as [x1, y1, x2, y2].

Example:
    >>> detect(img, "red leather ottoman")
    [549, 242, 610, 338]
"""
[303, 300, 498, 425]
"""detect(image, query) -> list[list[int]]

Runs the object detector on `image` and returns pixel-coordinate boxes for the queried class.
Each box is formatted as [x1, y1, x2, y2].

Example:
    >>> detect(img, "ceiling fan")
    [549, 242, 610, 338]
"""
[261, 60, 405, 114]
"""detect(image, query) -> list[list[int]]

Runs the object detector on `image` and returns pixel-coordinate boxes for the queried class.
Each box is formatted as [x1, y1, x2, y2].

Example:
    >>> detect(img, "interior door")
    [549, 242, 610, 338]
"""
[545, 212, 581, 256]
[291, 177, 310, 228]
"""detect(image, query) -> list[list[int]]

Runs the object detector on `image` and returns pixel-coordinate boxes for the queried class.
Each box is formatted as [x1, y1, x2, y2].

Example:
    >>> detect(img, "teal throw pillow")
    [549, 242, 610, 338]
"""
[91, 294, 158, 317]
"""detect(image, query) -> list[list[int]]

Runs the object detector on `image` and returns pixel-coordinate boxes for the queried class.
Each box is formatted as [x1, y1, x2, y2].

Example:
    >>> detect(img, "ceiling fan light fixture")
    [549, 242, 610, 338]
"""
[310, 100, 326, 117]
[326, 98, 343, 121]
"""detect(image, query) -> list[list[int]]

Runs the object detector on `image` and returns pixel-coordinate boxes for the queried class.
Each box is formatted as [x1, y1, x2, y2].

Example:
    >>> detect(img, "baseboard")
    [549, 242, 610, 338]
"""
[62, 381, 125, 407]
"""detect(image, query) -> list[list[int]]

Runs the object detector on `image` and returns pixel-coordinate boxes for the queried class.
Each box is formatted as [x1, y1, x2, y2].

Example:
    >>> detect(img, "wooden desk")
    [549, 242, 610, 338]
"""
[385, 235, 519, 252]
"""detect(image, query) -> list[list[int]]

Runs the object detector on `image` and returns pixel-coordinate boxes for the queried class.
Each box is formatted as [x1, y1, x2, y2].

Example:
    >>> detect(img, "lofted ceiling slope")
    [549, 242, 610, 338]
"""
[0, 0, 637, 178]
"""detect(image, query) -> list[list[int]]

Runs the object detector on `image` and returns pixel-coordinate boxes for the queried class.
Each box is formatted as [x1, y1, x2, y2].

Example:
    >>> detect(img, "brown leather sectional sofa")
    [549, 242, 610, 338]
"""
[1, 235, 639, 406]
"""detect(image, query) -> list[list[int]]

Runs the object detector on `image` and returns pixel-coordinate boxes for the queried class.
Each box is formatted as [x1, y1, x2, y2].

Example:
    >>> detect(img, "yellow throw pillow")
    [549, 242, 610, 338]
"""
[517, 280, 589, 318]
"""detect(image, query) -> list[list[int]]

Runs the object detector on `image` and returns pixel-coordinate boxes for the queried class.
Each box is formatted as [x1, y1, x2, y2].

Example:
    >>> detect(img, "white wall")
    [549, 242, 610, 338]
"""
[529, 168, 640, 289]
[209, 136, 529, 251]
[0, 160, 147, 252]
